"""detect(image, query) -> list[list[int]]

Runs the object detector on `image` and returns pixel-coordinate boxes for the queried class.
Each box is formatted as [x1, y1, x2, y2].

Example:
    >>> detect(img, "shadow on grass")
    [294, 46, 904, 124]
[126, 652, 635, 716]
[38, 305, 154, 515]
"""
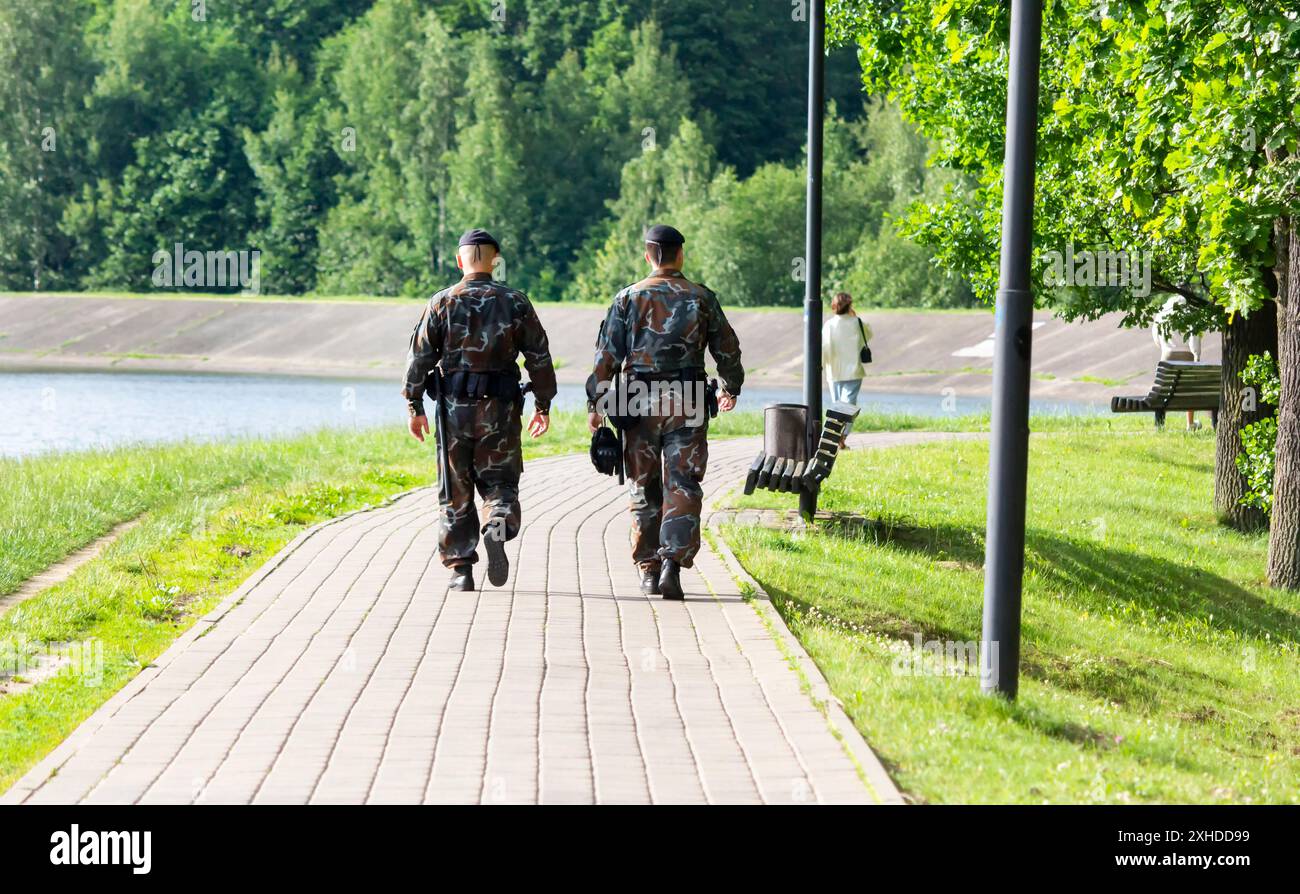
[739, 512, 1296, 714]
[759, 577, 978, 650]
[819, 513, 1296, 647]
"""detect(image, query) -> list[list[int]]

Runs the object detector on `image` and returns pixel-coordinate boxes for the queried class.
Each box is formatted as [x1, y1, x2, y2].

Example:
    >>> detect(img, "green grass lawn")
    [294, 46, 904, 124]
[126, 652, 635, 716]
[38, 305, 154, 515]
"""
[720, 429, 1300, 804]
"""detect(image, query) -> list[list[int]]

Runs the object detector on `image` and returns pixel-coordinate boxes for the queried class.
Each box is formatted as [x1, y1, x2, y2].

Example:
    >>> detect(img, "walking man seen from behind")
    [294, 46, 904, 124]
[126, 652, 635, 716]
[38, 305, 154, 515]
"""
[586, 224, 744, 600]
[404, 229, 557, 592]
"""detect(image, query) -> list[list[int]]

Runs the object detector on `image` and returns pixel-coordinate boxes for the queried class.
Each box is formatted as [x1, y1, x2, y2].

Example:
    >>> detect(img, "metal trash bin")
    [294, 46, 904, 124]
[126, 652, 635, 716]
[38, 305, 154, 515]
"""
[744, 401, 860, 498]
[764, 403, 808, 461]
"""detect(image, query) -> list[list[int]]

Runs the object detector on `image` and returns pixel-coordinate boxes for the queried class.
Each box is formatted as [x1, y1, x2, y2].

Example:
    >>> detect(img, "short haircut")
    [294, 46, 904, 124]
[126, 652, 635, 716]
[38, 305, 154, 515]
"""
[832, 292, 853, 314]
[647, 242, 681, 267]
[459, 243, 497, 264]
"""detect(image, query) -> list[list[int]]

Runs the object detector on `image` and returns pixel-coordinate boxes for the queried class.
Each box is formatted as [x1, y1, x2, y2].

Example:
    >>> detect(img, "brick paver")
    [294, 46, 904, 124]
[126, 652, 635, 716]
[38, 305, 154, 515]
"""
[3, 434, 943, 805]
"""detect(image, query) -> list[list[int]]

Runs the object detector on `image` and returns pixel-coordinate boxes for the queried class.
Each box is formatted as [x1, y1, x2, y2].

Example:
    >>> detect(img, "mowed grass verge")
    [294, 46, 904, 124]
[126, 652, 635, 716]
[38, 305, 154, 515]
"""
[720, 430, 1299, 803]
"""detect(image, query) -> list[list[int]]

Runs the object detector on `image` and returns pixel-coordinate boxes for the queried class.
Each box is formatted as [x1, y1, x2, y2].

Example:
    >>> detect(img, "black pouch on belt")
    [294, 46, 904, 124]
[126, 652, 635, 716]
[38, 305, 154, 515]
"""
[607, 373, 643, 432]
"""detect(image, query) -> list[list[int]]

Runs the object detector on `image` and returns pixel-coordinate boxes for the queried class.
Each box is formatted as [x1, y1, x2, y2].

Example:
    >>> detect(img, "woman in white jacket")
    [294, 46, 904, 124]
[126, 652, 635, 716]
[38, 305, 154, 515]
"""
[822, 292, 872, 448]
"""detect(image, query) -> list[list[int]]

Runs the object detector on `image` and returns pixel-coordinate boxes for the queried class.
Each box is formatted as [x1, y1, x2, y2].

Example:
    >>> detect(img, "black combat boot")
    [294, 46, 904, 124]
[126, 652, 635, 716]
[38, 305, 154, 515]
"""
[483, 531, 509, 587]
[658, 559, 684, 600]
[449, 565, 475, 592]
[641, 567, 661, 596]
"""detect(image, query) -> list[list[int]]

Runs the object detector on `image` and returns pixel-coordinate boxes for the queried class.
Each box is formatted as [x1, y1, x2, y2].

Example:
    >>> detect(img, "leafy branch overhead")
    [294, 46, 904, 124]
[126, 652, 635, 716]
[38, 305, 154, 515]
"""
[831, 0, 1299, 329]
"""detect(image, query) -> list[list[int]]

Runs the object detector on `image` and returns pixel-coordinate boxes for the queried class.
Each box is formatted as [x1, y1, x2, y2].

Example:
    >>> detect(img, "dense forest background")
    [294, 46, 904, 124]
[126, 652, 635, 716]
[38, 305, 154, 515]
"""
[0, 0, 973, 306]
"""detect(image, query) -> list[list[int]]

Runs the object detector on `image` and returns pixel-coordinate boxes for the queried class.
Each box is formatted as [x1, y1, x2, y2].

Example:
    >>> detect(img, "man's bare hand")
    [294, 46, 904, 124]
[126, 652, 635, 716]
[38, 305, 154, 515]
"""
[588, 411, 603, 433]
[528, 411, 550, 438]
[718, 392, 737, 413]
[409, 415, 430, 442]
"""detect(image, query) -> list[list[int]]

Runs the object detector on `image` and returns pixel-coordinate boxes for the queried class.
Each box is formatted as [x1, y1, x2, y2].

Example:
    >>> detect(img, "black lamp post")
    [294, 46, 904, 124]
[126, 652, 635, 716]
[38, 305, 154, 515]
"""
[981, 0, 1044, 699]
[801, 2, 1042, 699]
[801, 0, 825, 520]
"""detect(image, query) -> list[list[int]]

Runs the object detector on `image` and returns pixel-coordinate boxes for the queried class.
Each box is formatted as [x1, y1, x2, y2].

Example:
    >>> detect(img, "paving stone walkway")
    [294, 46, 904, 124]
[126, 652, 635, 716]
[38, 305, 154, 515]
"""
[4, 433, 956, 805]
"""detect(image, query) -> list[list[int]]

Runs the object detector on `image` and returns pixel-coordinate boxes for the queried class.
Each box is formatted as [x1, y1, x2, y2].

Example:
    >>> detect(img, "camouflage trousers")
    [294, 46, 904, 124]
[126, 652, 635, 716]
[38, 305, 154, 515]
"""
[435, 396, 522, 569]
[624, 413, 709, 573]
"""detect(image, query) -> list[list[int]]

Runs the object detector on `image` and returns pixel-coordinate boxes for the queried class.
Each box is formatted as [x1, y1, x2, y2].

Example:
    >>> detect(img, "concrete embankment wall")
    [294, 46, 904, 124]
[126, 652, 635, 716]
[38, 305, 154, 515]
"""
[0, 293, 1219, 404]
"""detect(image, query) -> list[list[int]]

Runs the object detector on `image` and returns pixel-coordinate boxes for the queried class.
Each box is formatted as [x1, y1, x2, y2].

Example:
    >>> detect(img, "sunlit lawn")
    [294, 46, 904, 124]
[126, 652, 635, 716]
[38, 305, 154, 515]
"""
[722, 429, 1299, 803]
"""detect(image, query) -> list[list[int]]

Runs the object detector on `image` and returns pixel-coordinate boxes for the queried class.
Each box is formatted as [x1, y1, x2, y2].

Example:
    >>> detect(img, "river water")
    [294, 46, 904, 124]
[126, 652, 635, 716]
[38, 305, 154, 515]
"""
[0, 370, 1101, 458]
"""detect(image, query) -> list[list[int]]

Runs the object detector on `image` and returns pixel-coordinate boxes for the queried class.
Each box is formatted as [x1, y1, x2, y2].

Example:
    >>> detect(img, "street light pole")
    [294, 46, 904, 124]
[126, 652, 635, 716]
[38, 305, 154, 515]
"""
[800, 0, 825, 520]
[981, 0, 1043, 699]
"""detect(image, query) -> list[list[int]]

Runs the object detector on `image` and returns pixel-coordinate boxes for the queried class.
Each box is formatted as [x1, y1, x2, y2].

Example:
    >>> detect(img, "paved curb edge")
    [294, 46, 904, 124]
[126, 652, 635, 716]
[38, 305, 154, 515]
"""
[704, 527, 906, 805]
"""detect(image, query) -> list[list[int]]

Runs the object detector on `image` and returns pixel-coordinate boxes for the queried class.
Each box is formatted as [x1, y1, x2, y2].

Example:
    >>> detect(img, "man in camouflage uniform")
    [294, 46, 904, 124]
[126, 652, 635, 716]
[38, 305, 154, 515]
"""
[405, 229, 557, 591]
[586, 224, 744, 599]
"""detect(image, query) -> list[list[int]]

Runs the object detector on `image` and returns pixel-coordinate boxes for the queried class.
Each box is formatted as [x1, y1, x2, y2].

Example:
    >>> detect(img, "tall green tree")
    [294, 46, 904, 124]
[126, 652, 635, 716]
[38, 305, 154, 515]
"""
[0, 0, 96, 289]
[515, 0, 629, 75]
[520, 49, 611, 293]
[314, 0, 437, 295]
[70, 0, 265, 290]
[447, 35, 534, 287]
[2, 0, 967, 312]
[652, 0, 867, 175]
[594, 21, 693, 166]
[830, 1, 1298, 574]
[831, 103, 974, 308]
[244, 75, 342, 294]
[220, 0, 374, 70]
[574, 128, 674, 301]
[400, 12, 466, 285]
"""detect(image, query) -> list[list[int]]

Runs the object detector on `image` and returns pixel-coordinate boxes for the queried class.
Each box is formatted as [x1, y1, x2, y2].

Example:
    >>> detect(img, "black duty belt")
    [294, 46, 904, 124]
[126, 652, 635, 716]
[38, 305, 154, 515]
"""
[628, 367, 707, 384]
[439, 370, 524, 401]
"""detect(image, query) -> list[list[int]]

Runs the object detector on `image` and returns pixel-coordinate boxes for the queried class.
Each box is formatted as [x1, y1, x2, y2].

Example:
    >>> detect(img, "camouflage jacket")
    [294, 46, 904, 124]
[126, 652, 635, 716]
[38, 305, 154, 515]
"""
[403, 272, 558, 415]
[585, 268, 744, 404]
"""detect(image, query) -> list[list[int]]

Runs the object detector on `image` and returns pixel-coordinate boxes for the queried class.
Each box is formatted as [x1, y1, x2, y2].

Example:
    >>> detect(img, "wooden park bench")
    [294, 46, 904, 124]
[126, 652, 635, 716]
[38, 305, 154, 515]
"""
[744, 402, 861, 496]
[1110, 360, 1220, 429]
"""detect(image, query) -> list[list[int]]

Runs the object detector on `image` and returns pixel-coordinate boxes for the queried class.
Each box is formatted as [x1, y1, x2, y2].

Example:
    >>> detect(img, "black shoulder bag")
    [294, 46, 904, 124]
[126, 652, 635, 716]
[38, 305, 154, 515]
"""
[858, 318, 873, 364]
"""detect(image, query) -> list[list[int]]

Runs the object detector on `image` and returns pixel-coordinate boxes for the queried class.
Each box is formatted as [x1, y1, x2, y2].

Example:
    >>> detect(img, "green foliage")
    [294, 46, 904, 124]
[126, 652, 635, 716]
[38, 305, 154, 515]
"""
[1237, 417, 1277, 513]
[66, 1, 266, 292]
[0, 0, 96, 289]
[574, 116, 720, 300]
[653, 0, 868, 175]
[3, 0, 968, 305]
[575, 104, 977, 306]
[1243, 350, 1281, 408]
[1236, 351, 1280, 511]
[243, 78, 341, 294]
[829, 0, 1298, 326]
[314, 0, 447, 296]
[829, 104, 974, 307]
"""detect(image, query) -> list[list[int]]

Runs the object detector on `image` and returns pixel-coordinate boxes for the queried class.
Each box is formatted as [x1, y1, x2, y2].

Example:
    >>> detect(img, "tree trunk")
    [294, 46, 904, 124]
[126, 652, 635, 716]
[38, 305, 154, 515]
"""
[1267, 214, 1300, 587]
[1215, 299, 1277, 531]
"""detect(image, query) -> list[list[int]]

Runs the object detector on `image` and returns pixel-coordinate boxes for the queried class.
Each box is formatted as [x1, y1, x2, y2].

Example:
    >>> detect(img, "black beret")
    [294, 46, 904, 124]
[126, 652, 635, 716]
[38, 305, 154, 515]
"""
[458, 228, 500, 250]
[643, 224, 685, 246]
